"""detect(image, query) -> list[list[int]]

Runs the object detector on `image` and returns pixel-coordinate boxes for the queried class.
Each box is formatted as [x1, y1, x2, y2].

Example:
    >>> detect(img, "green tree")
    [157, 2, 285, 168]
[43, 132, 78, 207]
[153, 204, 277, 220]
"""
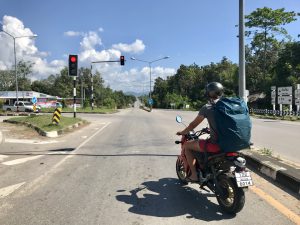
[17, 60, 34, 92]
[0, 70, 14, 91]
[274, 41, 300, 87]
[245, 7, 299, 91]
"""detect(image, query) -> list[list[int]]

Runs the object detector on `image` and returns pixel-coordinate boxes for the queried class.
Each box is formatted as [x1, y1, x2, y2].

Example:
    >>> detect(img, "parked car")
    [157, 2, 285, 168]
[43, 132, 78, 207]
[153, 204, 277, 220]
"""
[2, 101, 41, 113]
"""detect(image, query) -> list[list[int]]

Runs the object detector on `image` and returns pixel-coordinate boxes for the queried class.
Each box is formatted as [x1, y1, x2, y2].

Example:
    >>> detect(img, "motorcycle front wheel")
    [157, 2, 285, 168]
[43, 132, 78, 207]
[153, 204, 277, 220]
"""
[216, 174, 245, 214]
[176, 157, 188, 185]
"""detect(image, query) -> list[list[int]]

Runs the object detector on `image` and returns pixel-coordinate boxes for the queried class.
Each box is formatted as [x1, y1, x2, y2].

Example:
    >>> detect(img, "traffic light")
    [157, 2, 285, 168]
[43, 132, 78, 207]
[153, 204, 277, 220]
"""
[120, 55, 125, 66]
[69, 55, 78, 76]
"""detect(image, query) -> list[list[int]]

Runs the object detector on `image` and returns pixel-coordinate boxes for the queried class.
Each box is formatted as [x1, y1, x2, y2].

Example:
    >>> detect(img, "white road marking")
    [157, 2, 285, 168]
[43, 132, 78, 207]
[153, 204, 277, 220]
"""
[0, 182, 25, 198]
[5, 139, 59, 145]
[13, 122, 111, 196]
[81, 136, 88, 139]
[0, 155, 8, 162]
[2, 155, 43, 166]
[47, 151, 69, 155]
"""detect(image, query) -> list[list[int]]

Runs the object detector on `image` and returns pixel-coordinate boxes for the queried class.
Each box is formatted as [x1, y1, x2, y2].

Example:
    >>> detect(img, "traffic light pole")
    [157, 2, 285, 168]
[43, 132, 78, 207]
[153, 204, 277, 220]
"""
[73, 76, 77, 118]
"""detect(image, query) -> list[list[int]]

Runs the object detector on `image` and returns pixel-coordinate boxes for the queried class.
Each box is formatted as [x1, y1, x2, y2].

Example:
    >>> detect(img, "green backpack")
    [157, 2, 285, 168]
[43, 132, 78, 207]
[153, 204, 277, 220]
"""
[214, 97, 252, 152]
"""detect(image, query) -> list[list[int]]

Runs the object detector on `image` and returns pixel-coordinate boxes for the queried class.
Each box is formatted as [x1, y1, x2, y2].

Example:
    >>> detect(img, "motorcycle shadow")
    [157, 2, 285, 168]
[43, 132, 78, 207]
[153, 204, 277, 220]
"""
[116, 177, 235, 221]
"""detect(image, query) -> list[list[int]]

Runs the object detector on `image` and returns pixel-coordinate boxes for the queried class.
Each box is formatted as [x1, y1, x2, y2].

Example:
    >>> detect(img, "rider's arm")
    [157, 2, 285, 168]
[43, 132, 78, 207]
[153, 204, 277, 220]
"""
[178, 115, 205, 135]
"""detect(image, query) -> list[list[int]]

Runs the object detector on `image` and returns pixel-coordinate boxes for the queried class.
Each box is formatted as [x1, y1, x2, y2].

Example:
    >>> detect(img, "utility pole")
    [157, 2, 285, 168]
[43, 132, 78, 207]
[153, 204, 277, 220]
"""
[90, 65, 94, 110]
[239, 0, 246, 102]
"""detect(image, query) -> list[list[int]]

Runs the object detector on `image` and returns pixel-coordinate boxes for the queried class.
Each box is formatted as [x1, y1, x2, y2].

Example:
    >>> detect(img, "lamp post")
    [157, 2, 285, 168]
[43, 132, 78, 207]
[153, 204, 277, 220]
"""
[0, 24, 37, 107]
[131, 56, 170, 111]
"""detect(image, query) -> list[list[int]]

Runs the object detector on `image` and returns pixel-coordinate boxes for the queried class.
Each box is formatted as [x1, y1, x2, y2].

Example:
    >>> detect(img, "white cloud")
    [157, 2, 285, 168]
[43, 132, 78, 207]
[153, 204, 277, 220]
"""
[80, 31, 102, 50]
[112, 39, 145, 54]
[0, 15, 174, 93]
[96, 66, 175, 93]
[0, 15, 65, 80]
[64, 31, 84, 37]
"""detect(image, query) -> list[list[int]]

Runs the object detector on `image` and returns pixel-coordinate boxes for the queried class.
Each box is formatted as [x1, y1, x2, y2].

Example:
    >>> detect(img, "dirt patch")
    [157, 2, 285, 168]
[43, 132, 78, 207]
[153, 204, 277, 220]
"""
[0, 122, 47, 140]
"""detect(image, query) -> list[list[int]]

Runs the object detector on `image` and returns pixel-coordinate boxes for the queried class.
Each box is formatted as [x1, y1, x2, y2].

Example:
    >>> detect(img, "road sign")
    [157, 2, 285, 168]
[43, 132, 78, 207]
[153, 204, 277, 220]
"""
[271, 90, 276, 97]
[295, 99, 300, 105]
[295, 89, 300, 98]
[278, 86, 292, 96]
[278, 96, 292, 104]
[271, 96, 276, 104]
[148, 98, 153, 105]
[32, 96, 37, 104]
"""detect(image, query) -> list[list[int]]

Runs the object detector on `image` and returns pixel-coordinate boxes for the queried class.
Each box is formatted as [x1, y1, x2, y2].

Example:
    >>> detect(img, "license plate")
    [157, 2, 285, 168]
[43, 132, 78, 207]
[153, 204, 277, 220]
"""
[235, 171, 253, 187]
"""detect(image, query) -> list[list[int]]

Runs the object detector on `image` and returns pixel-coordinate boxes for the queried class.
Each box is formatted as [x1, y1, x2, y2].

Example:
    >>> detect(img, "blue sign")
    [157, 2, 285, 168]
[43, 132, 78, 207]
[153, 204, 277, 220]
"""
[32, 96, 37, 104]
[148, 98, 153, 105]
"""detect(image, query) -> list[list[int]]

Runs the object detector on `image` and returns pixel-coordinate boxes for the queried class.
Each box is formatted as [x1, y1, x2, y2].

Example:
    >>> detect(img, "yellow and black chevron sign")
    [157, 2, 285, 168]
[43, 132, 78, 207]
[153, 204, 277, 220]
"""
[52, 107, 62, 124]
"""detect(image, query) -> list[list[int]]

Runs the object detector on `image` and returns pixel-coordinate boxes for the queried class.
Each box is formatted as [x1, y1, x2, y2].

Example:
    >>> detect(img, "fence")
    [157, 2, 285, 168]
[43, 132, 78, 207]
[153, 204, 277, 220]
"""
[250, 108, 300, 116]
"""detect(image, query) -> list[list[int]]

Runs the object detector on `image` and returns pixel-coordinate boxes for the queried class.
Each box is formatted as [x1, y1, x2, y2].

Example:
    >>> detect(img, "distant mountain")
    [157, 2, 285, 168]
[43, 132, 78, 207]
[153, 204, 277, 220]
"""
[124, 91, 145, 97]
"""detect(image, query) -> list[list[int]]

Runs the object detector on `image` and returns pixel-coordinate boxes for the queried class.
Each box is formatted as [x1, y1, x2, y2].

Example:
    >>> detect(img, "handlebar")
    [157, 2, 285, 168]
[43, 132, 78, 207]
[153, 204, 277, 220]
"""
[175, 127, 210, 144]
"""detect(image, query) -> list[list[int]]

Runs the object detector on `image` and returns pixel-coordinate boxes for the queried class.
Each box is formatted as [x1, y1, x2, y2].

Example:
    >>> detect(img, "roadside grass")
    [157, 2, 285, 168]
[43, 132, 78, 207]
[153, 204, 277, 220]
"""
[41, 107, 117, 114]
[250, 113, 300, 122]
[258, 147, 273, 156]
[6, 114, 83, 132]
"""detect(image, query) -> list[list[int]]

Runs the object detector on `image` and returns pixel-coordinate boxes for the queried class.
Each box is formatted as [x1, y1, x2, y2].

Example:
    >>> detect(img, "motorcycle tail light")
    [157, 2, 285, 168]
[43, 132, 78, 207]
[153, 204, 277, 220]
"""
[234, 157, 246, 167]
[226, 152, 238, 157]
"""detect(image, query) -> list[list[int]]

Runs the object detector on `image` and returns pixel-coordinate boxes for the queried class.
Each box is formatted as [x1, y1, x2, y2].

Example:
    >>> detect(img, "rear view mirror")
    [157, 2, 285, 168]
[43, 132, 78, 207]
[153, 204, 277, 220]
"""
[176, 116, 182, 123]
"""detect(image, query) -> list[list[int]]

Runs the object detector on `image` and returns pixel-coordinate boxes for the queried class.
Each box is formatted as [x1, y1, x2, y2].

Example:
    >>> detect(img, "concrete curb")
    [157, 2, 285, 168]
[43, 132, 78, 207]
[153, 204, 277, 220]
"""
[240, 149, 300, 195]
[0, 112, 36, 116]
[0, 111, 118, 116]
[3, 119, 88, 138]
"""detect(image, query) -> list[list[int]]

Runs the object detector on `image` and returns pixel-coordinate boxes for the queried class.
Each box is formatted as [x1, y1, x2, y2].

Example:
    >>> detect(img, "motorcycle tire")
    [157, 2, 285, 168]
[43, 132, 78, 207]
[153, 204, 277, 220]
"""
[176, 157, 188, 185]
[216, 174, 245, 214]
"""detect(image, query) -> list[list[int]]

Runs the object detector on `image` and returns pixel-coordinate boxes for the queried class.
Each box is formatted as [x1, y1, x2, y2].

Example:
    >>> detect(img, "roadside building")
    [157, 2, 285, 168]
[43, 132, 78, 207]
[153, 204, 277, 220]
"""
[0, 91, 60, 108]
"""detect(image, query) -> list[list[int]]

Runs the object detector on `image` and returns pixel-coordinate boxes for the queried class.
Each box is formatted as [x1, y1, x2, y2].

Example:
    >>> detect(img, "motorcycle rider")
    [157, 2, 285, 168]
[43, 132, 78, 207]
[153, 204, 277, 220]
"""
[176, 82, 223, 182]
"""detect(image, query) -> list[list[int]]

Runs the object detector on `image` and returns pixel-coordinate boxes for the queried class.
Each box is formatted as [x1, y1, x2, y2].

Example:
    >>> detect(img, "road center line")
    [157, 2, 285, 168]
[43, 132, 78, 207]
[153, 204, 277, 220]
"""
[250, 185, 300, 225]
[0, 182, 26, 198]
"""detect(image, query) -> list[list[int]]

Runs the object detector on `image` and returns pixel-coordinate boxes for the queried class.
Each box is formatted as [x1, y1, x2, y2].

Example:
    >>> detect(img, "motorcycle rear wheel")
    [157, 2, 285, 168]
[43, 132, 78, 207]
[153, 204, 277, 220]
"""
[176, 158, 188, 185]
[216, 174, 245, 214]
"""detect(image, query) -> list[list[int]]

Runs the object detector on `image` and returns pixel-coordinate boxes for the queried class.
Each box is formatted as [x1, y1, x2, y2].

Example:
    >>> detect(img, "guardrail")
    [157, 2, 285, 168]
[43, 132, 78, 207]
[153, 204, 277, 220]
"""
[250, 108, 300, 116]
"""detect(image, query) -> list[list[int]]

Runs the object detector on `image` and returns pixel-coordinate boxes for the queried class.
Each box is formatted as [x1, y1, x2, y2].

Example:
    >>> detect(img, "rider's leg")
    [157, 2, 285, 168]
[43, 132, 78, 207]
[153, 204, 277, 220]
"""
[184, 140, 201, 180]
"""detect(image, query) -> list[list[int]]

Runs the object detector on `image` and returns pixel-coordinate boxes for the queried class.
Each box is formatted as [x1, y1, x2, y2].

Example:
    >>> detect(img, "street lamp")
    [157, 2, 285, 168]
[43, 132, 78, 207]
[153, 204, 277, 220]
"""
[0, 23, 37, 108]
[131, 56, 170, 110]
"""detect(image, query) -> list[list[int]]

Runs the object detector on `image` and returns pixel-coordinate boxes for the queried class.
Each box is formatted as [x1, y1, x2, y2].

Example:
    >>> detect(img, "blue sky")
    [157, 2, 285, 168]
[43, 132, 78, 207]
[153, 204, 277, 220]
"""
[0, 0, 300, 92]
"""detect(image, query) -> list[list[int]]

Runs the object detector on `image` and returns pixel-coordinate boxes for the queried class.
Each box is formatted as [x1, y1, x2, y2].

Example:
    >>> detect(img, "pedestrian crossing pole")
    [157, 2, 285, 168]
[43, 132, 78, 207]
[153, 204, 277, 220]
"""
[73, 76, 76, 118]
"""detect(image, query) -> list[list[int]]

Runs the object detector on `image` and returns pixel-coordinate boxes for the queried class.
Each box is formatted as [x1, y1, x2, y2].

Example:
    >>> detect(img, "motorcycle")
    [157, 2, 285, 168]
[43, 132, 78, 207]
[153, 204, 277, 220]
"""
[175, 115, 253, 214]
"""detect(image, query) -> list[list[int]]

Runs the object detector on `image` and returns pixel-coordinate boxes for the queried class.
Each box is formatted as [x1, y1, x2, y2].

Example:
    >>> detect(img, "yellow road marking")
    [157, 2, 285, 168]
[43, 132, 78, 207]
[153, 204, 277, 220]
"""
[250, 185, 300, 225]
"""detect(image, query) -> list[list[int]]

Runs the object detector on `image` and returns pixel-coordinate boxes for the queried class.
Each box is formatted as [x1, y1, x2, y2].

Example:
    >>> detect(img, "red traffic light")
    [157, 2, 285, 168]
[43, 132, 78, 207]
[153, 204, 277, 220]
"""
[70, 56, 77, 63]
[120, 55, 125, 66]
[68, 55, 78, 76]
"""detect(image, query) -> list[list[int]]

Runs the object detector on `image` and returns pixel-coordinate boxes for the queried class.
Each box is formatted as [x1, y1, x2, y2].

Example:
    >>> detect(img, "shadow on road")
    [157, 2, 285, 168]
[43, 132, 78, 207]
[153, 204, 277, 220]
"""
[116, 177, 235, 221]
[0, 148, 178, 158]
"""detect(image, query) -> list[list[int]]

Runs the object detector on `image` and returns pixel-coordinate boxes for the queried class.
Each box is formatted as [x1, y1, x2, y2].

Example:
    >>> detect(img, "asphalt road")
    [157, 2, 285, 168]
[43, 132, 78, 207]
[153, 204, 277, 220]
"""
[0, 108, 298, 224]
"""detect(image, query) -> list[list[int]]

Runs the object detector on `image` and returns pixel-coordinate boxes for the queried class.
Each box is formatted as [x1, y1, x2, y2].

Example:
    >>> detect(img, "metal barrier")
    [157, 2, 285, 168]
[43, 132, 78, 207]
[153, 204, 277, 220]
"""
[250, 108, 300, 116]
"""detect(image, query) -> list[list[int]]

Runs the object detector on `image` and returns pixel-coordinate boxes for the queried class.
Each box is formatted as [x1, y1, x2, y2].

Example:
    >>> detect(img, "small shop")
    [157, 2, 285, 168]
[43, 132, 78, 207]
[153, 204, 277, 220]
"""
[0, 91, 60, 108]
